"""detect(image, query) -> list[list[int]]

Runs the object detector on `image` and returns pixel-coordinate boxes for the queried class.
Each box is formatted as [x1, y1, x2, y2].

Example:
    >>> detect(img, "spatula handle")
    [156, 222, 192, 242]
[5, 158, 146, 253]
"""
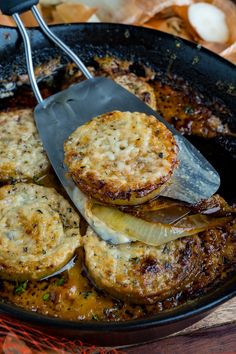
[0, 0, 39, 15]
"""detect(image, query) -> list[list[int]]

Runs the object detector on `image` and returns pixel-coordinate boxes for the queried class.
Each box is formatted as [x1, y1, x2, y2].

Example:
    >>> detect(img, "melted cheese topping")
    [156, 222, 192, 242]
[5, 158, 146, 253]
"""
[64, 111, 178, 204]
[0, 183, 81, 280]
[0, 109, 49, 182]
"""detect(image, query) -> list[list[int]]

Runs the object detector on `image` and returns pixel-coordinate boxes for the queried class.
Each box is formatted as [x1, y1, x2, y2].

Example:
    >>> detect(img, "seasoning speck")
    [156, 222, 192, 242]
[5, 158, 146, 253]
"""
[15, 281, 27, 295]
[43, 293, 50, 301]
[56, 278, 65, 286]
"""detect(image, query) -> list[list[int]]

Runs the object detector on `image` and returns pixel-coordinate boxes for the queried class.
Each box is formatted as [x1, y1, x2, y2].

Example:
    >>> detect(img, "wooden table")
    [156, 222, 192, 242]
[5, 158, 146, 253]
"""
[126, 298, 236, 354]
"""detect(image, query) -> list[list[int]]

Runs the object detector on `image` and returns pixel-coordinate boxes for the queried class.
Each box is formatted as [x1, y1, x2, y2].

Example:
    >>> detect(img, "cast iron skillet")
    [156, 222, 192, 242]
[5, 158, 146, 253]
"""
[0, 23, 236, 347]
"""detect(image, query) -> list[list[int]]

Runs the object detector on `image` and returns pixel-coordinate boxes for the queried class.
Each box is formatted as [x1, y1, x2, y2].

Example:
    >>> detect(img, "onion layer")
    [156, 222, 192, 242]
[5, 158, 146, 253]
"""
[73, 187, 232, 246]
[91, 204, 231, 246]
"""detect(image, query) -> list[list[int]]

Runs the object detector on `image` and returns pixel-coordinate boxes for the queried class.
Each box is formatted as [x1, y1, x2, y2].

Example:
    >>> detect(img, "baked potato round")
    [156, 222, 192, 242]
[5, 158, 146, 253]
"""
[64, 111, 178, 205]
[0, 109, 49, 182]
[83, 227, 202, 304]
[0, 183, 81, 281]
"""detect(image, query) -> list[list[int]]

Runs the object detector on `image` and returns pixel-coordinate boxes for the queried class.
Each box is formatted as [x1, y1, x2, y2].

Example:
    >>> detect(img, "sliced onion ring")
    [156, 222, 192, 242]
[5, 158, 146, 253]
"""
[91, 204, 231, 246]
[73, 187, 232, 246]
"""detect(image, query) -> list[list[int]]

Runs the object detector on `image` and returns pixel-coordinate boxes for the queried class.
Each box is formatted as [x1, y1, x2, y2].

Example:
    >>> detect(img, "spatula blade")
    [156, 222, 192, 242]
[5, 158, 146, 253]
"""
[34, 77, 220, 205]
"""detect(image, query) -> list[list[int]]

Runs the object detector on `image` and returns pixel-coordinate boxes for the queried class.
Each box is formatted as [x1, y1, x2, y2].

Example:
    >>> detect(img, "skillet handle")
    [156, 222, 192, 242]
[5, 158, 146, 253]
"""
[0, 0, 39, 15]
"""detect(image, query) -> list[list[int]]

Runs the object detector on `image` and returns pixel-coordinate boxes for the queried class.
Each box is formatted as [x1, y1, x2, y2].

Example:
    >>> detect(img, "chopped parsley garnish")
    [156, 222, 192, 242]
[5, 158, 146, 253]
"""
[42, 293, 50, 301]
[56, 277, 65, 286]
[15, 281, 27, 295]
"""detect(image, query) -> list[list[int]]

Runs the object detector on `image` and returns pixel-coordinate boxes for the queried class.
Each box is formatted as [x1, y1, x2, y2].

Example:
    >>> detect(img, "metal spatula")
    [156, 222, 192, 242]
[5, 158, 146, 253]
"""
[0, 0, 220, 206]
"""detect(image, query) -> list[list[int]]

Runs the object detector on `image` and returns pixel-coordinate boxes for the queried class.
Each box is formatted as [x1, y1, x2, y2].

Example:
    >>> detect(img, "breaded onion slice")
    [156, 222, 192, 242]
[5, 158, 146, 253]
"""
[0, 109, 50, 182]
[83, 227, 202, 304]
[0, 183, 81, 281]
[64, 111, 178, 205]
[114, 74, 157, 110]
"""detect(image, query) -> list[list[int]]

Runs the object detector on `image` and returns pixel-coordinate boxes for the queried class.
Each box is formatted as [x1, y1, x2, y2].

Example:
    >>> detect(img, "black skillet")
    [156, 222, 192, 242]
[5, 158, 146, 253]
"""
[0, 23, 236, 347]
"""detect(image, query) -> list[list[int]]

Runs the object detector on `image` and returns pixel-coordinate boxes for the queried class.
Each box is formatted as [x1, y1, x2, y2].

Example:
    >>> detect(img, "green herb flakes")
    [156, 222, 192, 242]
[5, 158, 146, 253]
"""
[43, 293, 50, 301]
[56, 277, 65, 286]
[15, 281, 27, 295]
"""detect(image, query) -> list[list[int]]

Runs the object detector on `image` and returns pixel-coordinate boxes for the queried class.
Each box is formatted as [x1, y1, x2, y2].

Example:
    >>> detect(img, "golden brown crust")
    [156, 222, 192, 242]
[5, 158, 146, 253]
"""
[64, 111, 178, 205]
[94, 56, 131, 77]
[114, 74, 157, 110]
[83, 227, 203, 304]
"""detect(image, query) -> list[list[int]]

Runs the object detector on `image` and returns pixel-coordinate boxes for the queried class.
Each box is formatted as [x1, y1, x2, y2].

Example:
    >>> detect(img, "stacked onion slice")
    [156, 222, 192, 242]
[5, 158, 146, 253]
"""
[73, 187, 232, 246]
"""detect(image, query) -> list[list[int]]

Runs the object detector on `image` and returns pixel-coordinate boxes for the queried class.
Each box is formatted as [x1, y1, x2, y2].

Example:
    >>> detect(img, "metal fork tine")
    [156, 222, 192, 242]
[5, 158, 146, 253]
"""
[12, 5, 93, 104]
[12, 13, 43, 103]
[31, 6, 93, 80]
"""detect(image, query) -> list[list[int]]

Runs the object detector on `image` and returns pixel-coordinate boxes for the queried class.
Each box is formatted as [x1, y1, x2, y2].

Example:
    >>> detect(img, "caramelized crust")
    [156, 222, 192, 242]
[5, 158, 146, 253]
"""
[114, 74, 157, 110]
[64, 111, 178, 205]
[83, 227, 203, 304]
